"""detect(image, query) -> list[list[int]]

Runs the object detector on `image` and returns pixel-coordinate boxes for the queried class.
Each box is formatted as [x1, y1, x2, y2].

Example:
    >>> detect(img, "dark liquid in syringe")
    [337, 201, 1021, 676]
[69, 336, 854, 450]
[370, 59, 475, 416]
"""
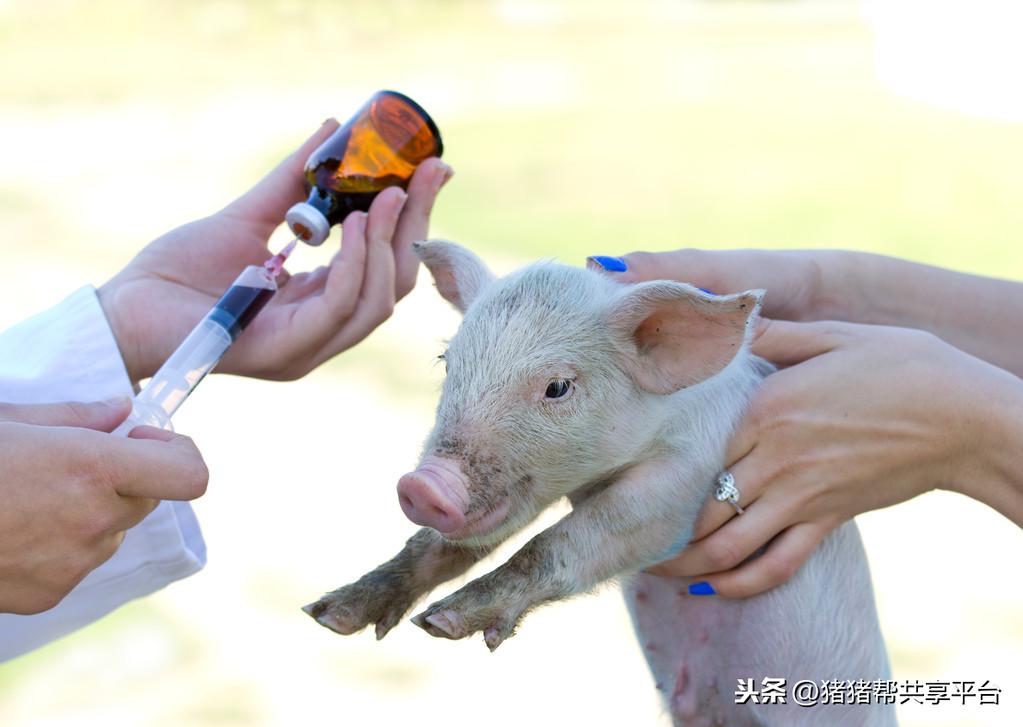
[212, 285, 275, 339]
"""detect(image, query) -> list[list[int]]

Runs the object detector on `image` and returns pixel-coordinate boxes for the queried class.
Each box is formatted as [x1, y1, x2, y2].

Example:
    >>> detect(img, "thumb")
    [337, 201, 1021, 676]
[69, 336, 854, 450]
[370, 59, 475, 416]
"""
[585, 249, 721, 291]
[104, 430, 210, 501]
[0, 397, 132, 431]
[224, 118, 340, 229]
[750, 318, 849, 367]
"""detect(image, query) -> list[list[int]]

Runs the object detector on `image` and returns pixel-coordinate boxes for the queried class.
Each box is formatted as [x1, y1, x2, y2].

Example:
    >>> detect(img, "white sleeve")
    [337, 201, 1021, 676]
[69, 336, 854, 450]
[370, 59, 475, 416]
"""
[0, 286, 206, 662]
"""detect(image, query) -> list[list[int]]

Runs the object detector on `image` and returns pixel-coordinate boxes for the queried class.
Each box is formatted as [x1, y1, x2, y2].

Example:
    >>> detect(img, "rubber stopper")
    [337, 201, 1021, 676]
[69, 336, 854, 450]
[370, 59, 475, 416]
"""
[285, 202, 330, 246]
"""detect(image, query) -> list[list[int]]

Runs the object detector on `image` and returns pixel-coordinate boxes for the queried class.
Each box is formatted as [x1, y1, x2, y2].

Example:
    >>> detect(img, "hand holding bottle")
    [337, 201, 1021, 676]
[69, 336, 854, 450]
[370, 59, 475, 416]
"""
[99, 119, 453, 383]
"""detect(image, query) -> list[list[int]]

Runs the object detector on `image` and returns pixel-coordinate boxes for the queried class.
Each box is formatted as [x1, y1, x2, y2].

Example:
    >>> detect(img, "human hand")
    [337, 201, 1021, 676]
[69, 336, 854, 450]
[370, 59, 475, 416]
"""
[100, 119, 454, 382]
[0, 399, 209, 614]
[586, 249, 850, 323]
[587, 248, 1023, 380]
[646, 318, 1023, 597]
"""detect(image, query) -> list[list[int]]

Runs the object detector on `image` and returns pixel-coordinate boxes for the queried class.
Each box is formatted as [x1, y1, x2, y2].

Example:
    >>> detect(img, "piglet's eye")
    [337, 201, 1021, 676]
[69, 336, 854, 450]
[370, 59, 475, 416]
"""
[544, 378, 573, 399]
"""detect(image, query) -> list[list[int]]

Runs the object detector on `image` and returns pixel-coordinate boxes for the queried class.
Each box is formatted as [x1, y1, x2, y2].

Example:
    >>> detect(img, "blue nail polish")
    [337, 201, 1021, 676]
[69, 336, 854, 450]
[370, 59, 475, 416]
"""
[688, 581, 716, 596]
[587, 256, 628, 272]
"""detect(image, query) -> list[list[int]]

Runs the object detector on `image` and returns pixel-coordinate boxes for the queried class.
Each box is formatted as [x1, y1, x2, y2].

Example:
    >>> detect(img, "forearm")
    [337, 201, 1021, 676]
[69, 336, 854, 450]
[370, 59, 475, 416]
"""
[816, 252, 1023, 377]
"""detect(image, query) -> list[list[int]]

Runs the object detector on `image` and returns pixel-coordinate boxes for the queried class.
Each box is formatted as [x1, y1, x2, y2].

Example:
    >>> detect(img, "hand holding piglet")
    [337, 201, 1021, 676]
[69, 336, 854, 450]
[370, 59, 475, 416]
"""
[589, 249, 1023, 596]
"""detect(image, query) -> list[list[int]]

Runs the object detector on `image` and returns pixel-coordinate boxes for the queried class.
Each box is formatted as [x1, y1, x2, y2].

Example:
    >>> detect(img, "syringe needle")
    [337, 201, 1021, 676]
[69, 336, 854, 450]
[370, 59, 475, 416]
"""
[264, 237, 299, 278]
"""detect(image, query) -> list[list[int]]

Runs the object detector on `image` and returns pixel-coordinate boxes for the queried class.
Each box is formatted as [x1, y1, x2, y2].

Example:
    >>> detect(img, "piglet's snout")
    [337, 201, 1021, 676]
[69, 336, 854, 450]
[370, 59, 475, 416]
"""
[397, 456, 470, 534]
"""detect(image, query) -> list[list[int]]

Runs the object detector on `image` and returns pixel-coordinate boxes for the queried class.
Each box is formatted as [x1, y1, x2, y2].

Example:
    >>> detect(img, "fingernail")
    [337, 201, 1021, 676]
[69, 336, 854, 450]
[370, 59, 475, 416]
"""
[586, 256, 628, 272]
[435, 163, 454, 189]
[688, 581, 716, 596]
[344, 210, 367, 231]
[394, 191, 408, 216]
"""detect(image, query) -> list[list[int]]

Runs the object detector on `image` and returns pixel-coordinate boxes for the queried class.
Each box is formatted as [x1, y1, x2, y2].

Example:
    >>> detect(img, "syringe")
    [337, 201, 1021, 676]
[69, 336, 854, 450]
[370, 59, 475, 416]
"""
[112, 239, 298, 436]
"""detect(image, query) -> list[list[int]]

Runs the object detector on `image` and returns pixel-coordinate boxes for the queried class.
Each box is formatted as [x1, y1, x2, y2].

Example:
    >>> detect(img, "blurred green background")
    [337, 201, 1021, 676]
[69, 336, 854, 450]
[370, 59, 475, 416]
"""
[1, 1, 1020, 726]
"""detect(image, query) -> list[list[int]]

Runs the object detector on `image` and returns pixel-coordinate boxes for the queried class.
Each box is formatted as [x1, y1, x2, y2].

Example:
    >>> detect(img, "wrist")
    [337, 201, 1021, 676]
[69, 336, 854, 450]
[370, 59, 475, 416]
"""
[97, 279, 145, 384]
[802, 250, 869, 321]
[952, 365, 1023, 525]
[807, 250, 933, 329]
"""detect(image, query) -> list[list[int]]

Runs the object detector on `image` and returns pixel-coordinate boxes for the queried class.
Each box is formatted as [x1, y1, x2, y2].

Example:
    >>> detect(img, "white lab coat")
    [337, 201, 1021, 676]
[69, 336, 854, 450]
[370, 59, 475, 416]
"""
[0, 286, 206, 662]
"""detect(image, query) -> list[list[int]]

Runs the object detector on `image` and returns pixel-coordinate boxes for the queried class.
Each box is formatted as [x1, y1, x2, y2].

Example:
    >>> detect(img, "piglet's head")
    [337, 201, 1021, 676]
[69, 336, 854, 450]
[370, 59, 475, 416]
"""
[396, 240, 762, 546]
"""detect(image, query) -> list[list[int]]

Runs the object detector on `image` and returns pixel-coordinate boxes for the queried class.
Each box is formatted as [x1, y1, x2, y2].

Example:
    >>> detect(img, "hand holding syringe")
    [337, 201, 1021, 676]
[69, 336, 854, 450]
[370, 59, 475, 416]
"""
[112, 239, 297, 436]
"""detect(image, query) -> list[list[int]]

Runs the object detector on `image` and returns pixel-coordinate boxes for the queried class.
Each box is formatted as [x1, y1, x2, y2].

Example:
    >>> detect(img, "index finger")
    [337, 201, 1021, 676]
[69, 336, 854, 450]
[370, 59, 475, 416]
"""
[314, 187, 403, 353]
[750, 318, 848, 367]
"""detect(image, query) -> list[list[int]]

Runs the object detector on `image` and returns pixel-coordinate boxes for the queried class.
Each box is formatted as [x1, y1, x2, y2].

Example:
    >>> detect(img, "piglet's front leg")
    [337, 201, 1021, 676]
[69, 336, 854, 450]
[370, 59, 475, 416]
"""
[304, 527, 492, 639]
[413, 458, 705, 651]
[412, 535, 573, 651]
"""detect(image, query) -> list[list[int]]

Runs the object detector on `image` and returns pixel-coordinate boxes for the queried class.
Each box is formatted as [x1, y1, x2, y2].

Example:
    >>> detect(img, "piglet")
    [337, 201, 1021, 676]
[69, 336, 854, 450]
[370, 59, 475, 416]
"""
[304, 241, 893, 726]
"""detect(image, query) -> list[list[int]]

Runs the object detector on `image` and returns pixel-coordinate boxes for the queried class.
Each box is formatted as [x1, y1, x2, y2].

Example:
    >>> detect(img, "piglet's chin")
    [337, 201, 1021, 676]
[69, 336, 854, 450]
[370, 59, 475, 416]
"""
[440, 499, 512, 542]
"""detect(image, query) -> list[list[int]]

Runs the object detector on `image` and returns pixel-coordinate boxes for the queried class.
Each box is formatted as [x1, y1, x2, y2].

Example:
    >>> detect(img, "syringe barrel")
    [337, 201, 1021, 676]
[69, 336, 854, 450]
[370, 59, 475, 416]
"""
[112, 317, 232, 436]
[207, 264, 278, 339]
[112, 264, 278, 437]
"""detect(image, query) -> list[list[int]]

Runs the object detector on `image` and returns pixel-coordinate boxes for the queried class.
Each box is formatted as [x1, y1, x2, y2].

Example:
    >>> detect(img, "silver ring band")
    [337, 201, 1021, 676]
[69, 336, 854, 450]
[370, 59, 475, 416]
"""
[714, 471, 745, 515]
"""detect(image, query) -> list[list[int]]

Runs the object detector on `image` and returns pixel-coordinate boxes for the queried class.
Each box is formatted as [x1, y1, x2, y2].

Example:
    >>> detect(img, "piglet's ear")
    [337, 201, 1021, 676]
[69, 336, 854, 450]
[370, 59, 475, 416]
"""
[609, 282, 763, 395]
[413, 239, 497, 314]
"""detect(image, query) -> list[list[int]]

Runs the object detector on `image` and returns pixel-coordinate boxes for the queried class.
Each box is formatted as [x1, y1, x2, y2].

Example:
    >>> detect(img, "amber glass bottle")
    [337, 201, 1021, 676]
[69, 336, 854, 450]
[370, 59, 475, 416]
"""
[286, 90, 443, 246]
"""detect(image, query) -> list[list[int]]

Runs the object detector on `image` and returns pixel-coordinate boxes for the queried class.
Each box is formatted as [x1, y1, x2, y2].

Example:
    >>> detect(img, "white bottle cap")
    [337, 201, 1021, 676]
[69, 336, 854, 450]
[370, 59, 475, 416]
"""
[285, 202, 331, 246]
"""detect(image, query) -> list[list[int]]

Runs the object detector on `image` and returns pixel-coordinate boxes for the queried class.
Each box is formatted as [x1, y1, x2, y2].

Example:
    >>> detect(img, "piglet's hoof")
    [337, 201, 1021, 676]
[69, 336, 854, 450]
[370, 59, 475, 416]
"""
[303, 601, 363, 636]
[412, 598, 520, 651]
[412, 609, 467, 639]
[303, 578, 415, 640]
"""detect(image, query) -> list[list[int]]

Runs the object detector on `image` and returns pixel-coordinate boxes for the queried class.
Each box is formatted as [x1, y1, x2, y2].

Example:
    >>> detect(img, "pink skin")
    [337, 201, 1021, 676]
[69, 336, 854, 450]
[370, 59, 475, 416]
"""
[396, 455, 510, 539]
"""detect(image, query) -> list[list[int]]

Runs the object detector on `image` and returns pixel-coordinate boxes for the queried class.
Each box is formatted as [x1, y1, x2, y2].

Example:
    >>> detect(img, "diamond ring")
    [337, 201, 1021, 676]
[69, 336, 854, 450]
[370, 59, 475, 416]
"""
[714, 471, 745, 515]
